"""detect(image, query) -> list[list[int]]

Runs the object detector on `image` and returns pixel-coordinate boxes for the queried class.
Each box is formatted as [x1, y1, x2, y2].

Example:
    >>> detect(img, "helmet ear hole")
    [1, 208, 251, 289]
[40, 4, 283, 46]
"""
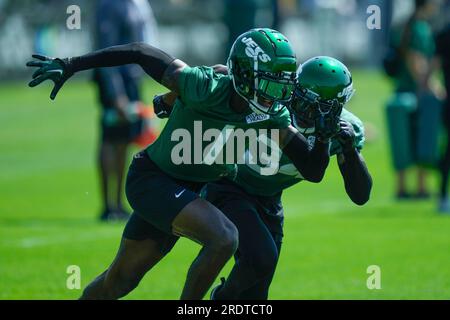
[231, 59, 254, 98]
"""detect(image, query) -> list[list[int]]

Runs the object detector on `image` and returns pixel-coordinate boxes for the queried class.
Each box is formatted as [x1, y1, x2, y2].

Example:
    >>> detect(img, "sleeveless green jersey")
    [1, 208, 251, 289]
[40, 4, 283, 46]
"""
[146, 66, 291, 182]
[233, 109, 365, 196]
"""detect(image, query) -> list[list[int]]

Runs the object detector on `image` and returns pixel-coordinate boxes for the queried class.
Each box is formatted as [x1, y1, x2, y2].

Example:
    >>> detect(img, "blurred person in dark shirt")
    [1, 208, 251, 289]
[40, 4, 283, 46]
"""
[94, 0, 157, 221]
[224, 0, 257, 55]
[436, 12, 450, 212]
[386, 0, 440, 200]
[223, 0, 281, 57]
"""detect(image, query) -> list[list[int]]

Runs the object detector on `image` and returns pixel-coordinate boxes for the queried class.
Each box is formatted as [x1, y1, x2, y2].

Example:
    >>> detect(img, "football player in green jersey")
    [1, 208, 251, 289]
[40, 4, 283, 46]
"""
[153, 56, 373, 299]
[26, 29, 333, 300]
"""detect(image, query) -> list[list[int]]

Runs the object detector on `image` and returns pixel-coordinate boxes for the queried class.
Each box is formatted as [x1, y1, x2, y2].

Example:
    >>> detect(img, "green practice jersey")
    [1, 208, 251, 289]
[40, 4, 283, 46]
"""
[146, 66, 291, 182]
[233, 109, 365, 196]
[394, 19, 435, 92]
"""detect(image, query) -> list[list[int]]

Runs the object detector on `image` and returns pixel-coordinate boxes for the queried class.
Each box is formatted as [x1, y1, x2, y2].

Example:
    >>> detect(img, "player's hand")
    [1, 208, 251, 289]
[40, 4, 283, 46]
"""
[153, 94, 172, 119]
[314, 113, 340, 143]
[26, 54, 73, 100]
[337, 120, 356, 153]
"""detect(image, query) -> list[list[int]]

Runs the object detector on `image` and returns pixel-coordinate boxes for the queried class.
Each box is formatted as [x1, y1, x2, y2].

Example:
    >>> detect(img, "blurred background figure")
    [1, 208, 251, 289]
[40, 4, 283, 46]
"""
[94, 0, 158, 221]
[384, 0, 441, 200]
[436, 4, 450, 212]
[222, 0, 281, 60]
[223, 0, 257, 56]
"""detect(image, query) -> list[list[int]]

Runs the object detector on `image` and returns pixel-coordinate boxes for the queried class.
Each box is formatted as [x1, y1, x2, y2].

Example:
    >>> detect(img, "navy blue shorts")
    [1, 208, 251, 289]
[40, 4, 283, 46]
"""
[124, 151, 205, 238]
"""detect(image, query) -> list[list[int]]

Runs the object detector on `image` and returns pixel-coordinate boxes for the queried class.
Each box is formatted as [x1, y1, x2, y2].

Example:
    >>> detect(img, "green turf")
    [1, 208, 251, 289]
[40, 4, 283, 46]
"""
[0, 71, 449, 300]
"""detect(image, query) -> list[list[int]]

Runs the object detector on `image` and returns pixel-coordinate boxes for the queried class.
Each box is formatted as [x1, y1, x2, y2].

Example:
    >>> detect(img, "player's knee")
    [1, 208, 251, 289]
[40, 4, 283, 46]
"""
[221, 223, 239, 256]
[211, 221, 239, 257]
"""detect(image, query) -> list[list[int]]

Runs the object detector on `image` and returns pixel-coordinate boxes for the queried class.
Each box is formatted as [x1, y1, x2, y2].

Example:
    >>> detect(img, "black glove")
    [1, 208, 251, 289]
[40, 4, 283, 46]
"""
[26, 54, 73, 100]
[152, 94, 172, 119]
[337, 120, 356, 153]
[315, 113, 340, 142]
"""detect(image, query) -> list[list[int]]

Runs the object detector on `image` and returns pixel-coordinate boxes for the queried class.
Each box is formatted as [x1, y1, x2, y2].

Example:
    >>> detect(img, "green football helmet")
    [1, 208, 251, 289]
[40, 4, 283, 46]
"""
[227, 28, 297, 115]
[291, 56, 354, 130]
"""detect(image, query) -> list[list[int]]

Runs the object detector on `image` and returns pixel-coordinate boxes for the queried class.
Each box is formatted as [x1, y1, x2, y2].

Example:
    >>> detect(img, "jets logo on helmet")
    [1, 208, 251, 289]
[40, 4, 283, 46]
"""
[241, 37, 272, 63]
[227, 28, 297, 115]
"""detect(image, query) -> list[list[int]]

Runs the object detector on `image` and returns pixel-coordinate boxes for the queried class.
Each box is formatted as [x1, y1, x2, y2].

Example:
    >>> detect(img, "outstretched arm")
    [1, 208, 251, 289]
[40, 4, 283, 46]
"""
[26, 42, 187, 99]
[336, 120, 372, 205]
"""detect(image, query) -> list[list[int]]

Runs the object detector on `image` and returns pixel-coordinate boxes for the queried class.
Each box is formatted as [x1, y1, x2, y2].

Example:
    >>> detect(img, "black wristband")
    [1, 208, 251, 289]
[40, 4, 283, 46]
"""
[153, 95, 172, 119]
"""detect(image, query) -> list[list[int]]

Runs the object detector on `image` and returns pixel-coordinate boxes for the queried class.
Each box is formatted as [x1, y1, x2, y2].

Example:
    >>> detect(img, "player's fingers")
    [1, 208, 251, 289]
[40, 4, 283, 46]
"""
[32, 67, 47, 79]
[26, 61, 45, 68]
[339, 119, 351, 126]
[28, 74, 49, 87]
[32, 54, 51, 61]
[339, 122, 350, 131]
[50, 81, 64, 100]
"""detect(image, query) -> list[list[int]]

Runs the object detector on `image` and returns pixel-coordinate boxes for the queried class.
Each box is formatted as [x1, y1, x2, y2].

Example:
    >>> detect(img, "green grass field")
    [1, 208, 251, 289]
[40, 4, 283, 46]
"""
[1, 70, 449, 300]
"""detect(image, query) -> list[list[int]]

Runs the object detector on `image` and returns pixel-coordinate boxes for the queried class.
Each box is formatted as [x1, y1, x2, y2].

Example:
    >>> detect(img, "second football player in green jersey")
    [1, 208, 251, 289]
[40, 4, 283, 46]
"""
[234, 108, 365, 196]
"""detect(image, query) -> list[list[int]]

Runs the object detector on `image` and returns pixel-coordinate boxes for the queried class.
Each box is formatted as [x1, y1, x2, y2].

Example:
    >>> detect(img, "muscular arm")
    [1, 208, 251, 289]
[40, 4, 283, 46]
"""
[67, 42, 187, 92]
[337, 150, 372, 205]
[279, 126, 330, 183]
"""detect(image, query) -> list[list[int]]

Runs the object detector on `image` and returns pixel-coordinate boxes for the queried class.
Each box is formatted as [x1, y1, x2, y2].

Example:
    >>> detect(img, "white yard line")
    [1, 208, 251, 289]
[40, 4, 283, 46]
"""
[4, 231, 117, 248]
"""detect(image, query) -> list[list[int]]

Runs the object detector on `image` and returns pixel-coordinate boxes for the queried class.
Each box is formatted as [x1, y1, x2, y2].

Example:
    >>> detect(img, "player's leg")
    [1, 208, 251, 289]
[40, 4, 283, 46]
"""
[80, 238, 169, 299]
[98, 139, 115, 218]
[81, 213, 178, 299]
[439, 103, 450, 210]
[417, 167, 430, 198]
[236, 199, 285, 300]
[204, 183, 280, 300]
[440, 149, 450, 207]
[396, 170, 409, 199]
[113, 76, 140, 215]
[95, 69, 119, 220]
[237, 231, 283, 300]
[171, 198, 239, 300]
[125, 151, 238, 300]
[113, 142, 129, 213]
[215, 204, 278, 300]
